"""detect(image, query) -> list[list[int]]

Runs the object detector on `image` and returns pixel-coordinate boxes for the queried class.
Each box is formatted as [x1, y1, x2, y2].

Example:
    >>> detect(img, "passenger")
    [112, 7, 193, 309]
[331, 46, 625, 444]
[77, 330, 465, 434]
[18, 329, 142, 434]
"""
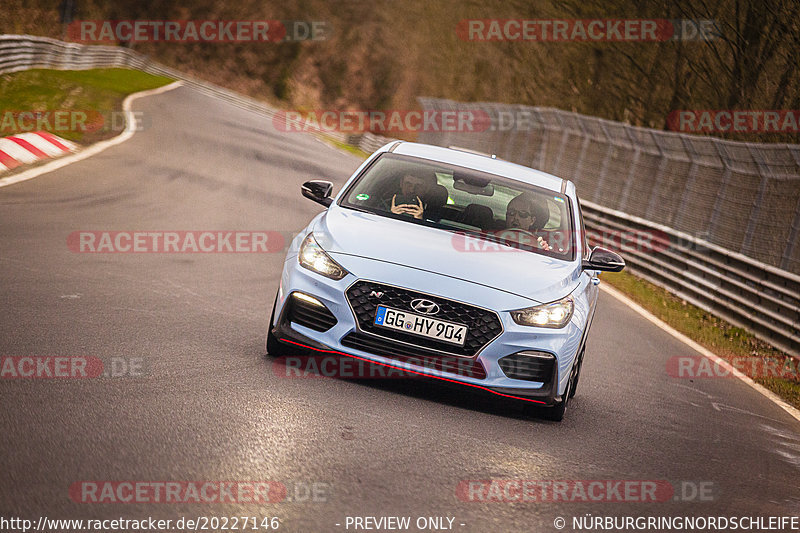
[505, 193, 552, 251]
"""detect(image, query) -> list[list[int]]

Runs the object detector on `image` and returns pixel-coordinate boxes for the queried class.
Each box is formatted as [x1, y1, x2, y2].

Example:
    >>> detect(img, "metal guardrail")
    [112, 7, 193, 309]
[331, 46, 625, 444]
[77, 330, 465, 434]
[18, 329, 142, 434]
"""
[2, 34, 797, 357]
[347, 133, 395, 153]
[582, 201, 800, 357]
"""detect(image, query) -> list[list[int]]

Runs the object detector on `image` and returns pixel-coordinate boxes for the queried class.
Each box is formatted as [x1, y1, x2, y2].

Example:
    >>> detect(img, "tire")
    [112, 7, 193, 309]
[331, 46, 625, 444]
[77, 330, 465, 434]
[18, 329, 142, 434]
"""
[265, 292, 289, 357]
[541, 373, 571, 422]
[569, 347, 585, 399]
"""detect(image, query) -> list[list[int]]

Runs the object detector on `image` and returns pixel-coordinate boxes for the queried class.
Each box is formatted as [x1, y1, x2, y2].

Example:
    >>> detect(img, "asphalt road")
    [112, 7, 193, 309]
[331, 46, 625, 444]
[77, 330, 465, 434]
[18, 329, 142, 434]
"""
[1, 85, 799, 532]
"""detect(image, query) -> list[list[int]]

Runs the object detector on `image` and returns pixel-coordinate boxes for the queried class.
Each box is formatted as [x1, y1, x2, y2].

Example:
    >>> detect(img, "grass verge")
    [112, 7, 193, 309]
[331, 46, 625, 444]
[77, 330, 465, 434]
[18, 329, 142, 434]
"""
[0, 68, 173, 144]
[604, 270, 800, 411]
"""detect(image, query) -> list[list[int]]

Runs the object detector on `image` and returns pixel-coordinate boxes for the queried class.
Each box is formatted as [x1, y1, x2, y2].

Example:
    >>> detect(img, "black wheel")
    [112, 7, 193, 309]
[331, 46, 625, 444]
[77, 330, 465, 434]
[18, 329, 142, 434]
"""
[266, 292, 289, 357]
[569, 347, 585, 399]
[541, 374, 571, 421]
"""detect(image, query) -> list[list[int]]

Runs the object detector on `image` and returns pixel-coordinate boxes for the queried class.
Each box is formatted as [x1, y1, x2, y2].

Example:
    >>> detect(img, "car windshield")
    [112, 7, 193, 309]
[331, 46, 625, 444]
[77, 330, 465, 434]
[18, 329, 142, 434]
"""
[339, 153, 575, 260]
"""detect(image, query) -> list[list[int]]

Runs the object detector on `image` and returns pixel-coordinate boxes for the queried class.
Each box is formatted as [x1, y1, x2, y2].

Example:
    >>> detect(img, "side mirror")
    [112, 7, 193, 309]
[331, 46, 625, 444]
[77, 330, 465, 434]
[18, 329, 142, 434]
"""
[302, 180, 334, 207]
[582, 246, 625, 272]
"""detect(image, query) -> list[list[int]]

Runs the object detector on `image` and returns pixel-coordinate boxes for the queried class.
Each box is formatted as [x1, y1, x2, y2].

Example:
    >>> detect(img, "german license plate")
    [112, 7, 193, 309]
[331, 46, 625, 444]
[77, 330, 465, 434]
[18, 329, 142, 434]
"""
[374, 306, 468, 346]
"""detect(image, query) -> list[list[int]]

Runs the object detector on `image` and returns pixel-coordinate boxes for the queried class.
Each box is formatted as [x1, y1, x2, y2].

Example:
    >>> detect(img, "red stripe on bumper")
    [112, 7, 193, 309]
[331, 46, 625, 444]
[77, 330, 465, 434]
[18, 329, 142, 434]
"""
[279, 338, 547, 404]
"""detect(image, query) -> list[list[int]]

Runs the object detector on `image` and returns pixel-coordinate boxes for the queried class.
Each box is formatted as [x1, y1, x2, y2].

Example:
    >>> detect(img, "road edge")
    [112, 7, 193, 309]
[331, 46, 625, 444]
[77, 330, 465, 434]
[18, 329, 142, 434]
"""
[601, 283, 800, 424]
[0, 80, 183, 189]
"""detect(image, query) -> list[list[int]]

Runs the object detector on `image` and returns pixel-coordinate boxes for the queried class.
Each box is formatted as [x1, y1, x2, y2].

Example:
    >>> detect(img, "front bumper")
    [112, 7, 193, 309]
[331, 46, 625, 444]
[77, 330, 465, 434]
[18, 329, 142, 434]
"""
[273, 254, 584, 406]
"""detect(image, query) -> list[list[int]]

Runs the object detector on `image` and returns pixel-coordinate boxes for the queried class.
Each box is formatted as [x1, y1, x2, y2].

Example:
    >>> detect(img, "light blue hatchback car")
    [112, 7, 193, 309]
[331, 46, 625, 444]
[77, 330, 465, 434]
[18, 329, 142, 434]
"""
[267, 142, 624, 420]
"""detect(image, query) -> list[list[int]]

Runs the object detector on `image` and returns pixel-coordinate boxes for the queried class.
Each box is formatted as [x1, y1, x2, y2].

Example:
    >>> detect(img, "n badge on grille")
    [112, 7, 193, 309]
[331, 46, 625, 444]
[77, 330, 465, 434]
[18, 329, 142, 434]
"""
[369, 291, 384, 298]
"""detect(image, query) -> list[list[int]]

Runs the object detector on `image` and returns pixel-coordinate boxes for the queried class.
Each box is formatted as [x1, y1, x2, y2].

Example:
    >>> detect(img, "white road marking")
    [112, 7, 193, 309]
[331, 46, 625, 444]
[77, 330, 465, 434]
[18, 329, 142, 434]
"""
[711, 401, 785, 423]
[601, 283, 800, 424]
[674, 383, 715, 399]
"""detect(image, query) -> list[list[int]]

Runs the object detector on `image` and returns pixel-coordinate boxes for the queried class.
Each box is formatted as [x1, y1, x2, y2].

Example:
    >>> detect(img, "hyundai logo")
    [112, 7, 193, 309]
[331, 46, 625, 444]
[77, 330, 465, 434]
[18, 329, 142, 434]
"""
[410, 298, 440, 315]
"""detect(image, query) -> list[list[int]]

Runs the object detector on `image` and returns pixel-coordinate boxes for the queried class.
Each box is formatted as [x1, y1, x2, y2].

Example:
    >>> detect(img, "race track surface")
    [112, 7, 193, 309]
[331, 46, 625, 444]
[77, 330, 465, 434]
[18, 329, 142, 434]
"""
[1, 86, 799, 532]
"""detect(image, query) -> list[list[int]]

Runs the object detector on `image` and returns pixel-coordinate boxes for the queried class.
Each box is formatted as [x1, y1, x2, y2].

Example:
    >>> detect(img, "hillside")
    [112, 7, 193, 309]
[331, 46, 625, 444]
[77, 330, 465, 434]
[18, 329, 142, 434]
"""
[4, 0, 799, 142]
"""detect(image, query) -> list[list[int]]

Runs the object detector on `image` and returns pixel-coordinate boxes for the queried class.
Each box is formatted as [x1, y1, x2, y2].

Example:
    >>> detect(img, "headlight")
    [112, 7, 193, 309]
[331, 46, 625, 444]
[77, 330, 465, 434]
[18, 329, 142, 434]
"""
[298, 233, 348, 280]
[510, 295, 574, 328]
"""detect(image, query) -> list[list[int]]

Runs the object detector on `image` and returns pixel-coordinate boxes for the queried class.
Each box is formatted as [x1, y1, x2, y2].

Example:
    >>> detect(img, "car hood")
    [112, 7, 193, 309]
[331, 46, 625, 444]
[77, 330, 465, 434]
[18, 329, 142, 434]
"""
[314, 205, 581, 304]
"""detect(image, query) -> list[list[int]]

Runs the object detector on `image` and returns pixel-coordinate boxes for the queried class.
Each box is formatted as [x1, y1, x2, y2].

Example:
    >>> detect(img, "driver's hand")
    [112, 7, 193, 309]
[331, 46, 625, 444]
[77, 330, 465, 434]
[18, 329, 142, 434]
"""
[537, 236, 551, 251]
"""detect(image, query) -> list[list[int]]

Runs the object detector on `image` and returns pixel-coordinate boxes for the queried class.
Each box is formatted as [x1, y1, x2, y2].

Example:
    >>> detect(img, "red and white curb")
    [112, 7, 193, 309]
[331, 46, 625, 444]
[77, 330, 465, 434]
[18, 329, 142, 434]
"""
[0, 131, 77, 172]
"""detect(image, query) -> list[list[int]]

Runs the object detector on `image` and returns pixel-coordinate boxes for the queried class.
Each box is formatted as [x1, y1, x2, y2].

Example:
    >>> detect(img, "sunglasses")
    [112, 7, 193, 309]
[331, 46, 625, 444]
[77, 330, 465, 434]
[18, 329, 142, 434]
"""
[507, 209, 533, 218]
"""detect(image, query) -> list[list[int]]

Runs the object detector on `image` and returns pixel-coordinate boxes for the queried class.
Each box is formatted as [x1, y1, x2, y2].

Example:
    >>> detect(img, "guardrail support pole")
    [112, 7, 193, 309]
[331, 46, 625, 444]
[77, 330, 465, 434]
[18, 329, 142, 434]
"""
[673, 136, 701, 229]
[592, 121, 615, 204]
[782, 147, 800, 271]
[618, 125, 642, 212]
[741, 145, 772, 258]
[645, 136, 669, 223]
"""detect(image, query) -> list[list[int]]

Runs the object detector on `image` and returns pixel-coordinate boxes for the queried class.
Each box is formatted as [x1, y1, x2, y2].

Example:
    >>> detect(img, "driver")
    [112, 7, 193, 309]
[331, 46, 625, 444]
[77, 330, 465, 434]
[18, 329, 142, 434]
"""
[505, 192, 551, 251]
[389, 173, 428, 220]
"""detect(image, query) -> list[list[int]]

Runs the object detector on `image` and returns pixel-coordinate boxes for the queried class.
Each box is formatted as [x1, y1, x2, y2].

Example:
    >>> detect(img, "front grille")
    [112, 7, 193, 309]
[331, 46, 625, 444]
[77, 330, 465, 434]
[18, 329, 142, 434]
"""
[285, 293, 337, 332]
[340, 332, 487, 379]
[498, 352, 555, 382]
[345, 281, 502, 357]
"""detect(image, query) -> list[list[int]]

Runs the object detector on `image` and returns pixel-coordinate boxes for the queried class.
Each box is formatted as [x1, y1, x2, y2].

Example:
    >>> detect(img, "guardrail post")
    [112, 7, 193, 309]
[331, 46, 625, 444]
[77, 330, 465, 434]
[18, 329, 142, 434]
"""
[506, 104, 524, 164]
[645, 135, 669, 219]
[514, 105, 537, 167]
[592, 121, 615, 203]
[441, 100, 456, 149]
[618, 125, 642, 212]
[552, 112, 571, 174]
[673, 136, 701, 228]
[707, 142, 732, 244]
[534, 109, 550, 171]
[782, 146, 800, 271]
[571, 116, 591, 185]
[741, 144, 772, 258]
